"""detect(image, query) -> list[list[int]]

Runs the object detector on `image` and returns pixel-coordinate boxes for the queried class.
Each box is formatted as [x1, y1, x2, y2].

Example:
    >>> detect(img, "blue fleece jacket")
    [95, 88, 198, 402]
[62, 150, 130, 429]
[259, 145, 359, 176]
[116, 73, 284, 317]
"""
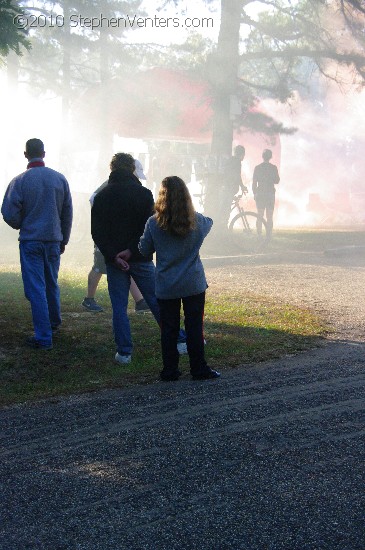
[1, 165, 73, 244]
[138, 212, 213, 299]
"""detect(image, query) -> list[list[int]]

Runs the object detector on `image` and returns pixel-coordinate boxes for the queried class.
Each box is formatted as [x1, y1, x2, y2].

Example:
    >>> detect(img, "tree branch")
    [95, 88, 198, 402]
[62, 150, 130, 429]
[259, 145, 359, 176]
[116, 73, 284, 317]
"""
[241, 47, 365, 68]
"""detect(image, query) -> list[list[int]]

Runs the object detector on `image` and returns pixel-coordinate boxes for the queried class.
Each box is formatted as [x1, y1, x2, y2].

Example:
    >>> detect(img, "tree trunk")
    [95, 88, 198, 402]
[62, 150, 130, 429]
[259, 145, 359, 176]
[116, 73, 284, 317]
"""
[210, 0, 242, 156]
[205, 0, 243, 219]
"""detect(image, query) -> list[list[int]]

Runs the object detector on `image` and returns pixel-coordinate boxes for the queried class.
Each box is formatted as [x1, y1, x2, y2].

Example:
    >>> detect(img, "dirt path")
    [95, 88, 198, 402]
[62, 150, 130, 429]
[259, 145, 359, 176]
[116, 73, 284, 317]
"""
[205, 247, 365, 340]
[1, 246, 364, 549]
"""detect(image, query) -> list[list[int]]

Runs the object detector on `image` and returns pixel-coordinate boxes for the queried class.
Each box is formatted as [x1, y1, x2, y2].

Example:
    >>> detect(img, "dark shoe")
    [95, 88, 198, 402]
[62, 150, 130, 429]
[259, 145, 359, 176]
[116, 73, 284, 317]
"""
[82, 297, 103, 312]
[192, 368, 220, 380]
[135, 298, 151, 314]
[160, 369, 181, 381]
[25, 336, 53, 350]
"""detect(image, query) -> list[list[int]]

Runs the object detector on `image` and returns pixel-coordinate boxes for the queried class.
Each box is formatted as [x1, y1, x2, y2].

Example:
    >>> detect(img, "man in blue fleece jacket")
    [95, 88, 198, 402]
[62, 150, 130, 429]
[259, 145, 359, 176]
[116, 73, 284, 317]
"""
[1, 138, 73, 349]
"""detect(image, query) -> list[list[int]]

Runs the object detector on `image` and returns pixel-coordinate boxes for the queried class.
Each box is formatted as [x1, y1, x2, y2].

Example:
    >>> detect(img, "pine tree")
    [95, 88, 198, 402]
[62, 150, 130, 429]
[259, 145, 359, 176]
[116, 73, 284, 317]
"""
[0, 0, 30, 61]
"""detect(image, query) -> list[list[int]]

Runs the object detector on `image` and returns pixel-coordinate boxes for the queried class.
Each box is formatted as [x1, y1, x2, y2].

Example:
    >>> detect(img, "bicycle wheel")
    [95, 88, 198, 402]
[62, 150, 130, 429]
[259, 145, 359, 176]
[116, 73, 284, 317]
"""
[228, 211, 267, 251]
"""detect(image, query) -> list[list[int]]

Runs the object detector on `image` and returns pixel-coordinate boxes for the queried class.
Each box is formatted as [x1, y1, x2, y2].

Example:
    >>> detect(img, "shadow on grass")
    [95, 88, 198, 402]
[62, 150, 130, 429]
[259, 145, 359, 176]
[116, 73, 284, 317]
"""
[0, 271, 326, 406]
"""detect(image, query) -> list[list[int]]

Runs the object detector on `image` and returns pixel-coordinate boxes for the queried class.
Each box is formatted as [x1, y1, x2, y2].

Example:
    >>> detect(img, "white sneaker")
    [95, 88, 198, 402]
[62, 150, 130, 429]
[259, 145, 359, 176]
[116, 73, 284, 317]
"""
[115, 353, 131, 364]
[177, 342, 188, 355]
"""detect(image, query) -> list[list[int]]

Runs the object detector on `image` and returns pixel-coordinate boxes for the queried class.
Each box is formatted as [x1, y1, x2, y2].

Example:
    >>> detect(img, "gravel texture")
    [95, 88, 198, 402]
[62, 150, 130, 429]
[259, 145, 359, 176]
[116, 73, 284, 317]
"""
[1, 247, 364, 550]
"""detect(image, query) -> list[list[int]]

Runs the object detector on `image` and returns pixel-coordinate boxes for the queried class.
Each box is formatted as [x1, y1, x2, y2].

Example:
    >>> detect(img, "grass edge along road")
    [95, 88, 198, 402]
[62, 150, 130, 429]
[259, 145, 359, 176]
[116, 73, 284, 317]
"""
[0, 266, 327, 407]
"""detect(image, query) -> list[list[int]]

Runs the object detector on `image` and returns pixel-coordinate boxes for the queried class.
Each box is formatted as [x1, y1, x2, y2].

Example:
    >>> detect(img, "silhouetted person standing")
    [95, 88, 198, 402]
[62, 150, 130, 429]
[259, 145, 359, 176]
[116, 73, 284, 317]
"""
[219, 145, 247, 229]
[1, 138, 73, 349]
[252, 149, 280, 241]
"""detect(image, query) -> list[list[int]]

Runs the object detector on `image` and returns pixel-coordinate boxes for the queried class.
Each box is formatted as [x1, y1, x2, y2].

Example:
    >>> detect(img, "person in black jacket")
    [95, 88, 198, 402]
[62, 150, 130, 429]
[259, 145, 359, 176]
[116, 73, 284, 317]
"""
[91, 153, 186, 364]
[82, 159, 150, 314]
[91, 153, 155, 363]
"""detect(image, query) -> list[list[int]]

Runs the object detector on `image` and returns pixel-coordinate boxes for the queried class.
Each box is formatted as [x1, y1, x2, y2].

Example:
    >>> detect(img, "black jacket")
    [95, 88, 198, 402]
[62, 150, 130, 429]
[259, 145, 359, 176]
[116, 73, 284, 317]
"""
[91, 169, 154, 263]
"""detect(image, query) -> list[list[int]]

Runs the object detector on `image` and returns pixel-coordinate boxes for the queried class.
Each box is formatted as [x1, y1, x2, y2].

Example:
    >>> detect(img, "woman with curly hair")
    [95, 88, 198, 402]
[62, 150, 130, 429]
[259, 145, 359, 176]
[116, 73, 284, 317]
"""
[139, 176, 220, 381]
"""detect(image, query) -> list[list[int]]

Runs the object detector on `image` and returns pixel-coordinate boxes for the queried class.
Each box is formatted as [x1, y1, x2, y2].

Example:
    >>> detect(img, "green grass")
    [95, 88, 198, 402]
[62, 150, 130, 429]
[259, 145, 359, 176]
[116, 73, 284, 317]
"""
[0, 266, 327, 406]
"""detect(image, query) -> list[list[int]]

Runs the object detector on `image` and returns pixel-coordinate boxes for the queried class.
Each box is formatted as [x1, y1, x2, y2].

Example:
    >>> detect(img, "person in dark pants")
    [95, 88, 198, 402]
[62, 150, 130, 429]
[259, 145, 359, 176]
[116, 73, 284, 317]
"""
[252, 149, 280, 241]
[138, 176, 220, 381]
[1, 138, 72, 350]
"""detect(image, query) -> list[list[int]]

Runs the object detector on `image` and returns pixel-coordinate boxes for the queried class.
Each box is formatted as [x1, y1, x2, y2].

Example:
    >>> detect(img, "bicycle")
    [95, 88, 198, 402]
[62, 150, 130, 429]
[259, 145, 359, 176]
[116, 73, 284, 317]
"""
[193, 185, 267, 252]
[228, 193, 268, 251]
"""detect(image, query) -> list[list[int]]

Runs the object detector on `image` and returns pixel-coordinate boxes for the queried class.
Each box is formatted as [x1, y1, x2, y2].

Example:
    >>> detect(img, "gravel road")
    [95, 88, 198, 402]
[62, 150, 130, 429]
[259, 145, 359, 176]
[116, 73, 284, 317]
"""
[1, 246, 364, 550]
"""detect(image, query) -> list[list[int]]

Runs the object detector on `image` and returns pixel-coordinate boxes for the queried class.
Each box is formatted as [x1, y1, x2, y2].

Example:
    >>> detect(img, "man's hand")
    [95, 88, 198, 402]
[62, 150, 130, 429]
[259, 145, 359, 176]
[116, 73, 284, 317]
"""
[114, 249, 132, 271]
[115, 249, 132, 262]
[60, 243, 66, 254]
[115, 257, 130, 271]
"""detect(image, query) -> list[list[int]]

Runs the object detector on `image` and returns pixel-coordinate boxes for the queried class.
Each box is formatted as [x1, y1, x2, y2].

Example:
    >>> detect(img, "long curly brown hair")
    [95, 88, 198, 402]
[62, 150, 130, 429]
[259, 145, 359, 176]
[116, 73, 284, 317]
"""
[155, 176, 196, 237]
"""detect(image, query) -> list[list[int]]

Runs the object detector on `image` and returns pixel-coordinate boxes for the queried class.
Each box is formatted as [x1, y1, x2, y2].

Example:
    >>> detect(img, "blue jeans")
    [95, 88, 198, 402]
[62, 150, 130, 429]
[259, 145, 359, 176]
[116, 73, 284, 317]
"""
[107, 261, 161, 355]
[20, 241, 61, 346]
[106, 261, 185, 355]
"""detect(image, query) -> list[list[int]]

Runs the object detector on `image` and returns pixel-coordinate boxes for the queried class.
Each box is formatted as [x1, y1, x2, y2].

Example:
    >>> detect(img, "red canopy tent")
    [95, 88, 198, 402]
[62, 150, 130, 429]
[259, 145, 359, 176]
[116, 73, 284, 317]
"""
[76, 67, 280, 162]
[112, 67, 213, 142]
